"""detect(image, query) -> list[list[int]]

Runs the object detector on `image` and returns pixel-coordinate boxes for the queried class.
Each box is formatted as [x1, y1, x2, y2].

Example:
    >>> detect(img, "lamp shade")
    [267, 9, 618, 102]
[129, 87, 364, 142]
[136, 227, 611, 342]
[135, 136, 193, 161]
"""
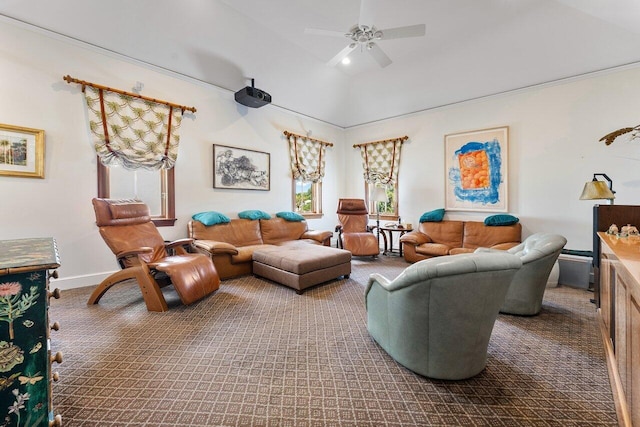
[579, 181, 615, 201]
[371, 186, 388, 203]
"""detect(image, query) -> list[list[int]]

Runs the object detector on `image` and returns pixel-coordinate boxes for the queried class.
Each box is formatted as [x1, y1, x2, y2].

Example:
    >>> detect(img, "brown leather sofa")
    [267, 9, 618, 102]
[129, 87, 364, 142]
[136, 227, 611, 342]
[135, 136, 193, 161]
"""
[399, 220, 522, 263]
[188, 217, 333, 279]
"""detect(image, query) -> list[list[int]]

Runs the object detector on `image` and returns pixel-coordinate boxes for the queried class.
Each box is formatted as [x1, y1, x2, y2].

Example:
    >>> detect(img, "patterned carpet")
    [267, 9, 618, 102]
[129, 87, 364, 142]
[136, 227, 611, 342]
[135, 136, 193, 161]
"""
[50, 255, 617, 426]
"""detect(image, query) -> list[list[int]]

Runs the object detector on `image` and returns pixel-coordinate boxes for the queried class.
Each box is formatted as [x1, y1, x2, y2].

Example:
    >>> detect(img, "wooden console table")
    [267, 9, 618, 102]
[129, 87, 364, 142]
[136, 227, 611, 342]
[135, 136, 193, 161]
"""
[0, 238, 62, 426]
[598, 232, 640, 426]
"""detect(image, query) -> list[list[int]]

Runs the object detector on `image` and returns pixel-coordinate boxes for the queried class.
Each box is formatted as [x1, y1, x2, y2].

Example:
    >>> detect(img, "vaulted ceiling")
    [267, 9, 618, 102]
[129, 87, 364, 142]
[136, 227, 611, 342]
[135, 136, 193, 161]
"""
[2, 0, 640, 127]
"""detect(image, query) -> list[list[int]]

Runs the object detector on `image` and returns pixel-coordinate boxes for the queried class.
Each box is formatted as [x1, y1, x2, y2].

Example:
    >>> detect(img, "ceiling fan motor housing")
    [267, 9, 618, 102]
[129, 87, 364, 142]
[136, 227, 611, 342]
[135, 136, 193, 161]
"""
[349, 25, 383, 46]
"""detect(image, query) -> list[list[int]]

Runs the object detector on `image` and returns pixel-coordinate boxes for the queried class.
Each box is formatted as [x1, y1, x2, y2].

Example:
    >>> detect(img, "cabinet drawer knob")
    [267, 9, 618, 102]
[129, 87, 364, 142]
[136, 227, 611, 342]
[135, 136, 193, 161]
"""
[50, 322, 60, 332]
[48, 414, 62, 426]
[49, 270, 59, 280]
[48, 288, 61, 300]
[50, 351, 63, 364]
[52, 371, 60, 382]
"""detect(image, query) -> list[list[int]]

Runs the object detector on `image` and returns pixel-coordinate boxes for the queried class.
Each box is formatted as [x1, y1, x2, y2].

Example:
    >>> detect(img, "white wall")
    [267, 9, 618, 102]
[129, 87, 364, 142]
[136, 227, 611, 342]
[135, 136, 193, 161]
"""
[2, 18, 640, 291]
[345, 66, 640, 250]
[0, 20, 344, 289]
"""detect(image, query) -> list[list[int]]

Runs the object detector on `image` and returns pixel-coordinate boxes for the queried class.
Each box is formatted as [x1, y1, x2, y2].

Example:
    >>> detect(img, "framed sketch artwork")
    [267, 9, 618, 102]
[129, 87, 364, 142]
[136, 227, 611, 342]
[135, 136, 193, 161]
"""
[444, 126, 508, 212]
[0, 123, 45, 179]
[213, 144, 270, 190]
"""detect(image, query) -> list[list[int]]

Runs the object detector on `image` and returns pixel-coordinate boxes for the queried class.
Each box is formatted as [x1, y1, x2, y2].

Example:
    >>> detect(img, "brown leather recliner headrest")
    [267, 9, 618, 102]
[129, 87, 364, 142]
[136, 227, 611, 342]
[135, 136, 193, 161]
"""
[92, 198, 151, 226]
[336, 198, 369, 215]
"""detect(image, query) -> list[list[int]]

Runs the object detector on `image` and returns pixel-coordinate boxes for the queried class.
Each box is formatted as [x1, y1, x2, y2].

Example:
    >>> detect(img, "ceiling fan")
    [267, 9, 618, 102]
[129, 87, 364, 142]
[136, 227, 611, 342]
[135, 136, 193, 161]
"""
[304, 0, 426, 68]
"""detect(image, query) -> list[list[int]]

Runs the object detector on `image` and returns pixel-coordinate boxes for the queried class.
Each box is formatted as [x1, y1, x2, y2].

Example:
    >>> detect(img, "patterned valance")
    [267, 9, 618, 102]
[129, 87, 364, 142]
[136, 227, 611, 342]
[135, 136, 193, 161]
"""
[355, 136, 407, 185]
[285, 131, 333, 183]
[84, 86, 184, 170]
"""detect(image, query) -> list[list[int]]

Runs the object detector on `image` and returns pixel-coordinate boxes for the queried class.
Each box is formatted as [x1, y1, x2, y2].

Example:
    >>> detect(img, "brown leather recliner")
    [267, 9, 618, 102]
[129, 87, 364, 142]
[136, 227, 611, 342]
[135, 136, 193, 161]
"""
[335, 198, 380, 257]
[89, 198, 220, 312]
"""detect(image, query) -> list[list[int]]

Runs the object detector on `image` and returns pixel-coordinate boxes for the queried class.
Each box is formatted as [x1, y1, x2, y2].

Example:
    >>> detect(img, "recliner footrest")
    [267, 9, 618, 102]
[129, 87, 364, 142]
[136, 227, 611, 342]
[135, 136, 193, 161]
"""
[153, 254, 220, 305]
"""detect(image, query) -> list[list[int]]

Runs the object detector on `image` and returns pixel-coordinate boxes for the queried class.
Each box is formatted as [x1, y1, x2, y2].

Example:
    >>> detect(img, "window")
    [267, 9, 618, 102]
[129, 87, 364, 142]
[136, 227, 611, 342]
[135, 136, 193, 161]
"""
[355, 136, 406, 221]
[365, 182, 398, 220]
[293, 179, 322, 218]
[97, 161, 176, 226]
[81, 85, 185, 228]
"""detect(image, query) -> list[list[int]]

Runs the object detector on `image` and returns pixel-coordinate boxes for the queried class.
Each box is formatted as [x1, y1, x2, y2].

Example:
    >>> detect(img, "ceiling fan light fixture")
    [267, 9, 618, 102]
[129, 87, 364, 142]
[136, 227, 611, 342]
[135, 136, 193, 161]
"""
[306, 2, 426, 69]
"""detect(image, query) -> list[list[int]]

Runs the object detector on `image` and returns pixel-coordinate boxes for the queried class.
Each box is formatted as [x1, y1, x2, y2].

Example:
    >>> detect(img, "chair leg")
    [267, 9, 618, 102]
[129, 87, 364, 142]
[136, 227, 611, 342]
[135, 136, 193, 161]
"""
[87, 267, 169, 312]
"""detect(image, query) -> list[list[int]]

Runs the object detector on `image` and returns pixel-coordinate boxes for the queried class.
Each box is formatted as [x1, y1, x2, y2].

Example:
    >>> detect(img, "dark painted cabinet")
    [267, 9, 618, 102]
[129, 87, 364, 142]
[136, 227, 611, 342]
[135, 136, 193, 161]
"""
[0, 238, 62, 426]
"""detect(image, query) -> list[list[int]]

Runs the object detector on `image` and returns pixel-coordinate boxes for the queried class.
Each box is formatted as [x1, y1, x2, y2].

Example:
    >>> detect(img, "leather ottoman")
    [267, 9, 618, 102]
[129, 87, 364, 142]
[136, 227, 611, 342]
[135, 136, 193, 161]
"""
[252, 244, 351, 294]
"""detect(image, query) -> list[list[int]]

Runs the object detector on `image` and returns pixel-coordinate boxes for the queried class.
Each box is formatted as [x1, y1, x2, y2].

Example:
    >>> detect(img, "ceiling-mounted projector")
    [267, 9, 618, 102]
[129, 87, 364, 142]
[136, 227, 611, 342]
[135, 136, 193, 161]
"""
[234, 78, 271, 108]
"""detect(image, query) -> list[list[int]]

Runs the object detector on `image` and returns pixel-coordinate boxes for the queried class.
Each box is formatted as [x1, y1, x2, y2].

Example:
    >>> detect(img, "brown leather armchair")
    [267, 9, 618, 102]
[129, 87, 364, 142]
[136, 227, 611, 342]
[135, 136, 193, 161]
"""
[89, 198, 220, 312]
[335, 198, 380, 257]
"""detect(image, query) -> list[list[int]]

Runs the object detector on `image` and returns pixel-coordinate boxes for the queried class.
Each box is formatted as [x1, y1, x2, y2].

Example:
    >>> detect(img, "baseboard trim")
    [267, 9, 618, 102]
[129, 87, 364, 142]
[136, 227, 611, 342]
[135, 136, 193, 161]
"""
[598, 309, 632, 427]
[49, 271, 116, 291]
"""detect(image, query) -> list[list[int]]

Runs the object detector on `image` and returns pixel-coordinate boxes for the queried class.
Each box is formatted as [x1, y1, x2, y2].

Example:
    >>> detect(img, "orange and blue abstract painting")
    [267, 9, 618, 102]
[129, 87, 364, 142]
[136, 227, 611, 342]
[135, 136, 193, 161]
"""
[445, 127, 508, 212]
[449, 139, 501, 204]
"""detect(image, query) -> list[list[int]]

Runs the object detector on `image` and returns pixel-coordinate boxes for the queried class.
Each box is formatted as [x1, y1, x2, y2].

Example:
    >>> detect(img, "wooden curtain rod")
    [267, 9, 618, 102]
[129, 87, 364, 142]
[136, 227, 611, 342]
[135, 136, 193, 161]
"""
[63, 75, 197, 113]
[353, 135, 408, 148]
[284, 131, 333, 147]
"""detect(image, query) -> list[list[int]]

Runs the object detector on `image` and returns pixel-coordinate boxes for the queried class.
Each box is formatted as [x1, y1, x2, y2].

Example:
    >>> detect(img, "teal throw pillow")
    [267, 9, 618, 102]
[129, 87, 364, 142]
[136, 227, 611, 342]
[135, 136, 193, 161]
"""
[419, 208, 445, 223]
[192, 211, 230, 226]
[484, 214, 519, 226]
[238, 210, 271, 220]
[276, 211, 305, 222]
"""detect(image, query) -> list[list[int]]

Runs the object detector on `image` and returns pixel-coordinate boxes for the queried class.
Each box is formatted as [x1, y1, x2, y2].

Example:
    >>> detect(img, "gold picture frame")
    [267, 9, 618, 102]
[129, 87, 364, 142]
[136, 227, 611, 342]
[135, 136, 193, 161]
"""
[0, 123, 45, 179]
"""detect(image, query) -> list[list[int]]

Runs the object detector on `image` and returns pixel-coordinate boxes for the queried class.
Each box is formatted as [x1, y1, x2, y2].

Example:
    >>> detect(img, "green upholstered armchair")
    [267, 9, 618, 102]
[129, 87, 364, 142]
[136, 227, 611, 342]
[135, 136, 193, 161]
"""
[365, 252, 522, 380]
[476, 232, 567, 315]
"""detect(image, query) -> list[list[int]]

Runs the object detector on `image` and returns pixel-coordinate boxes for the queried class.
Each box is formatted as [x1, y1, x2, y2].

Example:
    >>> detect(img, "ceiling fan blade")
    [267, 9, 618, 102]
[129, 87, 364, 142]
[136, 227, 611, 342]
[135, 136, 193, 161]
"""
[368, 43, 392, 68]
[358, 0, 375, 27]
[327, 44, 358, 67]
[379, 24, 426, 40]
[304, 28, 347, 38]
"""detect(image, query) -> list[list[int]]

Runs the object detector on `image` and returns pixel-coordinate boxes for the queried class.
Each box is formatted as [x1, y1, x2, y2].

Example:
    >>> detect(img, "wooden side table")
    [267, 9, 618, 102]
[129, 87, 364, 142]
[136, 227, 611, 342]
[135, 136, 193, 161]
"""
[379, 226, 413, 256]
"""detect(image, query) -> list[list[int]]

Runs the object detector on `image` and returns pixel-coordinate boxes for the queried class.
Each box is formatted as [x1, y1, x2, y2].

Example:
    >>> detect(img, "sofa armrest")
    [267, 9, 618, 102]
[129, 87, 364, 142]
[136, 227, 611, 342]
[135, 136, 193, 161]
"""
[365, 273, 392, 303]
[301, 230, 333, 245]
[475, 241, 521, 253]
[192, 239, 239, 256]
[491, 242, 521, 251]
[366, 272, 412, 303]
[474, 247, 501, 253]
[399, 231, 432, 246]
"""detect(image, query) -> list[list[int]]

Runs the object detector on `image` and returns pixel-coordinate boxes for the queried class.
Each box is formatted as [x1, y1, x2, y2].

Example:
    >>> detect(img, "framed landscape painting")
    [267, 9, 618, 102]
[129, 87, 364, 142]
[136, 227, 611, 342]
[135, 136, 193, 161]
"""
[0, 123, 45, 179]
[213, 144, 270, 190]
[444, 126, 508, 212]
